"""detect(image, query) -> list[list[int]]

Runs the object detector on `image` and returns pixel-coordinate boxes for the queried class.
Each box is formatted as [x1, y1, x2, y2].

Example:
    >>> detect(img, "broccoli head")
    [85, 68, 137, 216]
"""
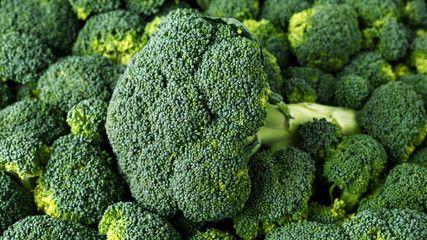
[402, 0, 427, 27]
[0, 0, 80, 55]
[205, 0, 259, 22]
[308, 199, 349, 225]
[73, 10, 147, 65]
[334, 75, 373, 110]
[0, 82, 13, 109]
[399, 73, 427, 110]
[410, 34, 427, 74]
[99, 202, 181, 239]
[288, 4, 362, 72]
[33, 134, 125, 226]
[343, 0, 402, 27]
[262, 50, 284, 95]
[233, 147, 315, 240]
[409, 147, 427, 167]
[0, 32, 54, 84]
[67, 0, 121, 20]
[260, 0, 311, 30]
[124, 0, 166, 16]
[38, 55, 125, 112]
[0, 170, 35, 234]
[357, 81, 427, 163]
[358, 163, 427, 212]
[189, 228, 237, 240]
[265, 221, 348, 240]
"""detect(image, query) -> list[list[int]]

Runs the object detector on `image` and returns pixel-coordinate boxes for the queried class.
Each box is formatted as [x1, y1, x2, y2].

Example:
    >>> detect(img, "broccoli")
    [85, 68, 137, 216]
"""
[233, 147, 315, 240]
[0, 170, 35, 234]
[409, 147, 427, 167]
[0, 82, 13, 109]
[343, 0, 402, 27]
[171, 212, 205, 239]
[38, 55, 125, 112]
[99, 202, 181, 239]
[410, 34, 427, 74]
[0, 0, 80, 55]
[358, 163, 427, 212]
[124, 0, 166, 16]
[204, 0, 259, 22]
[260, 0, 312, 30]
[262, 50, 284, 95]
[189, 228, 237, 240]
[265, 221, 349, 240]
[67, 0, 121, 20]
[243, 19, 290, 70]
[33, 134, 125, 226]
[402, 0, 427, 27]
[399, 73, 427, 110]
[288, 4, 362, 72]
[0, 32, 55, 83]
[343, 208, 427, 240]
[307, 199, 349, 224]
[357, 81, 427, 163]
[323, 134, 388, 212]
[281, 77, 318, 104]
[334, 75, 373, 110]
[72, 10, 147, 65]
[66, 98, 108, 143]
[1, 215, 102, 240]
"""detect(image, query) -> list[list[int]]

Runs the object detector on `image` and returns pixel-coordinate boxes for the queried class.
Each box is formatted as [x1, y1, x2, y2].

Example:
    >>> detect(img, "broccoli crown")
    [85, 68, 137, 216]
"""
[402, 0, 427, 27]
[307, 199, 348, 225]
[0, 82, 13, 109]
[124, 0, 166, 16]
[234, 147, 315, 240]
[343, 208, 427, 240]
[265, 221, 348, 240]
[399, 73, 427, 110]
[357, 81, 427, 163]
[205, 0, 259, 22]
[262, 49, 283, 95]
[288, 4, 362, 72]
[189, 228, 237, 240]
[358, 163, 427, 212]
[106, 9, 269, 221]
[243, 19, 290, 70]
[68, 0, 121, 20]
[33, 134, 125, 226]
[282, 77, 318, 104]
[284, 67, 337, 105]
[38, 55, 125, 112]
[73, 10, 147, 65]
[410, 35, 427, 74]
[1, 215, 102, 240]
[99, 202, 181, 240]
[0, 170, 35, 234]
[67, 98, 108, 143]
[334, 75, 372, 110]
[409, 147, 427, 168]
[260, 0, 312, 30]
[0, 32, 54, 84]
[339, 51, 395, 87]
[298, 118, 343, 159]
[343, 0, 402, 27]
[0, 0, 80, 55]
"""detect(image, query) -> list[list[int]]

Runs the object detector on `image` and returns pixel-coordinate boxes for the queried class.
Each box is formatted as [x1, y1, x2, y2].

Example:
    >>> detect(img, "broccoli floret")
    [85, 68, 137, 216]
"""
[343, 0, 402, 27]
[124, 0, 166, 16]
[243, 19, 290, 70]
[0, 170, 35, 234]
[338, 51, 395, 87]
[357, 81, 427, 163]
[393, 62, 412, 78]
[33, 134, 125, 226]
[409, 147, 427, 167]
[323, 134, 388, 212]
[1, 215, 102, 239]
[358, 163, 427, 212]
[399, 73, 427, 110]
[233, 147, 315, 240]
[362, 17, 410, 61]
[0, 0, 80, 55]
[265, 221, 349, 240]
[0, 32, 54, 84]
[73, 10, 147, 65]
[67, 0, 121, 20]
[262, 49, 284, 94]
[343, 208, 427, 240]
[288, 4, 362, 72]
[204, 0, 259, 22]
[66, 98, 108, 143]
[0, 82, 13, 109]
[99, 202, 181, 239]
[38, 56, 125, 112]
[410, 34, 427, 74]
[189, 228, 237, 240]
[171, 212, 205, 239]
[282, 77, 318, 103]
[402, 0, 427, 27]
[260, 0, 312, 30]
[334, 75, 373, 110]
[308, 199, 349, 224]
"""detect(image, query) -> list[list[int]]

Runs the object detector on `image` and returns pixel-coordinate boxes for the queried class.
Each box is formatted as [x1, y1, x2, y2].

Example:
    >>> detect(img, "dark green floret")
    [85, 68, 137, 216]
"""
[204, 0, 259, 22]
[260, 0, 311, 30]
[124, 0, 166, 16]
[0, 32, 55, 83]
[410, 34, 427, 74]
[1, 215, 102, 240]
[33, 134, 125, 226]
[358, 163, 427, 212]
[399, 73, 427, 110]
[189, 228, 237, 240]
[38, 55, 125, 112]
[233, 147, 315, 240]
[99, 202, 181, 240]
[402, 0, 427, 27]
[262, 50, 284, 94]
[343, 0, 402, 27]
[357, 81, 427, 163]
[265, 221, 349, 240]
[0, 170, 35, 234]
[0, 0, 80, 55]
[307, 199, 349, 224]
[334, 75, 373, 110]
[72, 10, 147, 65]
[409, 147, 427, 167]
[0, 82, 13, 109]
[67, 0, 121, 20]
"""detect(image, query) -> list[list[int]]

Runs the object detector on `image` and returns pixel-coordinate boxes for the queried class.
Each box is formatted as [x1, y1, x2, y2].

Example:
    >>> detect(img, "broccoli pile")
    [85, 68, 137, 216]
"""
[0, 0, 426, 239]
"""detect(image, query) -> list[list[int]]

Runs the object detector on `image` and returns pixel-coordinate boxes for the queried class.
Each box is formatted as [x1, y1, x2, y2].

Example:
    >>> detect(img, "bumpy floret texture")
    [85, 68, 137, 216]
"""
[33, 135, 125, 226]
[410, 35, 427, 74]
[399, 73, 427, 110]
[99, 202, 181, 240]
[334, 75, 372, 110]
[402, 0, 427, 27]
[73, 10, 147, 65]
[262, 50, 283, 94]
[409, 147, 427, 167]
[68, 0, 121, 20]
[260, 0, 311, 30]
[205, 0, 259, 22]
[343, 0, 402, 27]
[0, 82, 13, 109]
[189, 228, 237, 240]
[265, 221, 348, 240]
[0, 32, 54, 83]
[124, 0, 165, 16]
[106, 9, 269, 222]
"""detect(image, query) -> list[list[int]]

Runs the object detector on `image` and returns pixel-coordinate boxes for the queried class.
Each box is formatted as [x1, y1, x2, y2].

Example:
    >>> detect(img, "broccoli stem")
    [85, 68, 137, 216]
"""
[339, 186, 362, 213]
[249, 102, 360, 152]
